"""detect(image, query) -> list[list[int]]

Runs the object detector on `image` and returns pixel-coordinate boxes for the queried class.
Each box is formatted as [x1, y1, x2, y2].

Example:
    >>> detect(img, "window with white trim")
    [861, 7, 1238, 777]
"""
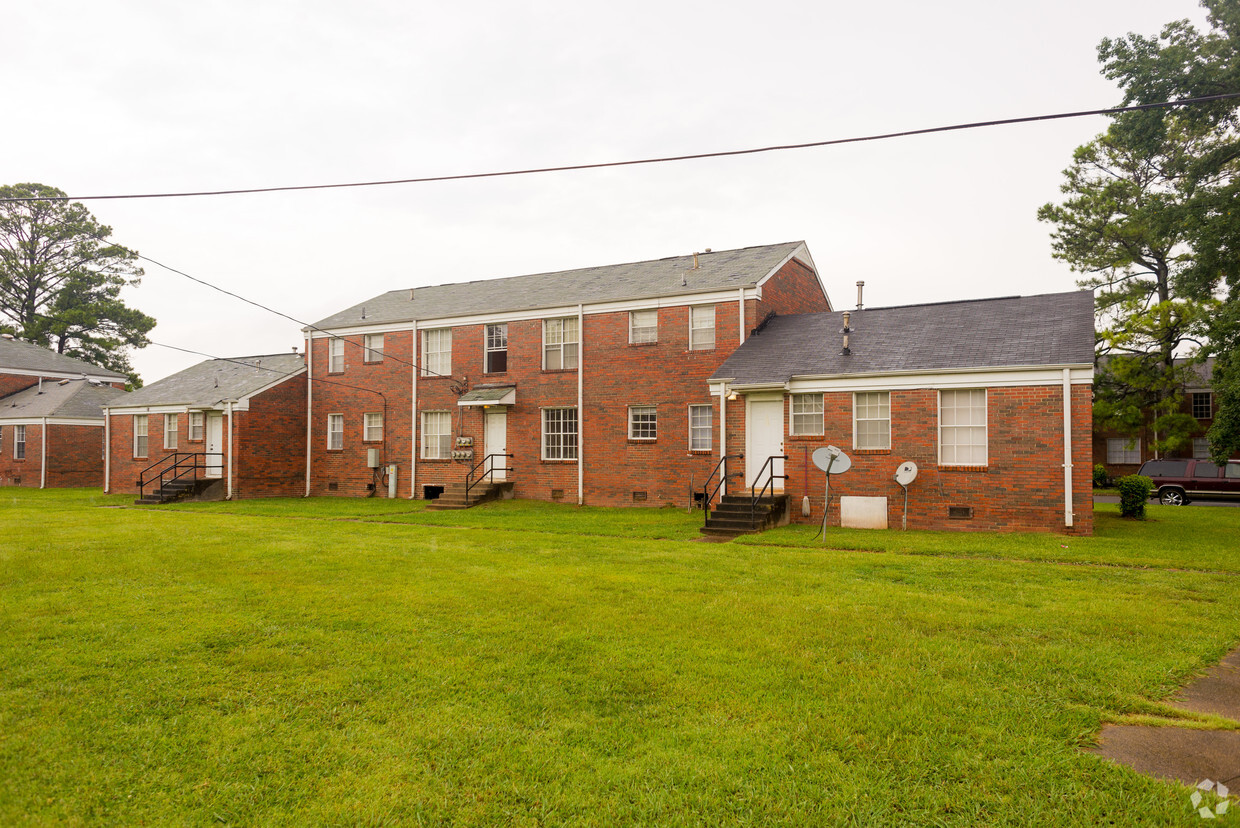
[1106, 437, 1140, 464]
[630, 309, 657, 344]
[485, 324, 508, 373]
[1193, 437, 1210, 460]
[791, 393, 824, 436]
[939, 389, 987, 466]
[689, 404, 712, 451]
[327, 414, 344, 450]
[854, 392, 890, 450]
[1192, 392, 1212, 420]
[543, 317, 579, 370]
[328, 338, 345, 373]
[689, 305, 715, 351]
[189, 412, 204, 441]
[364, 412, 383, 442]
[542, 407, 578, 460]
[422, 328, 451, 377]
[164, 413, 179, 450]
[364, 334, 384, 363]
[421, 411, 451, 459]
[14, 425, 26, 460]
[629, 406, 657, 440]
[134, 414, 148, 458]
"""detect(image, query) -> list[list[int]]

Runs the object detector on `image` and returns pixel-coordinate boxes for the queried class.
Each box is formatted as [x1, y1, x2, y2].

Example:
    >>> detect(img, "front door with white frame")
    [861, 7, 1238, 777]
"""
[205, 412, 224, 478]
[485, 410, 507, 481]
[746, 398, 785, 491]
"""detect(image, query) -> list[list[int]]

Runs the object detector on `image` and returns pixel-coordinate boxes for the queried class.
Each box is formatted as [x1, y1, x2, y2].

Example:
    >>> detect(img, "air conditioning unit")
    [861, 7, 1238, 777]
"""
[367, 448, 380, 468]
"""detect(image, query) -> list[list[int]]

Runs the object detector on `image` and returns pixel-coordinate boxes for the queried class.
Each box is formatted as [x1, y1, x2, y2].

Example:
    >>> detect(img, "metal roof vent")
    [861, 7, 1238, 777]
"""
[841, 311, 852, 356]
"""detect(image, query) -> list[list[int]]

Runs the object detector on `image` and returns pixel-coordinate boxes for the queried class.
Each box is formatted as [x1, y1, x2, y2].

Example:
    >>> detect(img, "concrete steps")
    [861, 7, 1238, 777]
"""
[701, 492, 789, 538]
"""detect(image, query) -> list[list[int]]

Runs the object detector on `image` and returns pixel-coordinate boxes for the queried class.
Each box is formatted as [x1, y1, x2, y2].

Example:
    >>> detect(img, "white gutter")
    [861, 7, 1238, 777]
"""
[410, 322, 418, 499]
[226, 399, 235, 500]
[40, 417, 47, 489]
[304, 336, 313, 496]
[1062, 368, 1074, 528]
[103, 408, 111, 493]
[577, 303, 584, 505]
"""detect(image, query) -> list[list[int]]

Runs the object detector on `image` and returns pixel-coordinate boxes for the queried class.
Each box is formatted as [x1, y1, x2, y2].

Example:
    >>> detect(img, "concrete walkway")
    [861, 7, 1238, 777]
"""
[1090, 647, 1240, 790]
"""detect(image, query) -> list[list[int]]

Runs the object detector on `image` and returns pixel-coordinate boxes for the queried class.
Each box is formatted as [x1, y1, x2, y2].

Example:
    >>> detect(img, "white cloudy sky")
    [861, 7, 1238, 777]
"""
[3, 0, 1208, 383]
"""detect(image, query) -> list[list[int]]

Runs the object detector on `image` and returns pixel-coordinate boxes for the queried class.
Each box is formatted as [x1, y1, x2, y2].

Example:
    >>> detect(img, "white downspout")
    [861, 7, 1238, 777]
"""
[411, 322, 418, 499]
[1062, 368, 1074, 528]
[720, 386, 728, 498]
[304, 335, 313, 497]
[40, 417, 48, 489]
[577, 303, 584, 505]
[226, 400, 235, 500]
[103, 408, 110, 493]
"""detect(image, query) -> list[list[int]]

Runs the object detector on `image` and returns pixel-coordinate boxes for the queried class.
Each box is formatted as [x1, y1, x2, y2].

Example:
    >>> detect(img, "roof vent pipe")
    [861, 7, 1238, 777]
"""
[692, 252, 699, 270]
[841, 311, 852, 356]
[856, 281, 865, 310]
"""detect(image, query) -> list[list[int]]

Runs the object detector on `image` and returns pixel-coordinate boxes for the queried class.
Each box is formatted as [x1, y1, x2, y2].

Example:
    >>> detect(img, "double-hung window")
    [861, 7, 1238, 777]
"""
[134, 414, 148, 458]
[364, 334, 384, 363]
[542, 408, 578, 460]
[1106, 437, 1140, 464]
[422, 328, 451, 377]
[14, 425, 26, 460]
[689, 404, 712, 451]
[364, 412, 383, 442]
[854, 392, 890, 450]
[629, 406, 657, 440]
[485, 324, 508, 373]
[939, 389, 987, 466]
[791, 394, 824, 436]
[1193, 392, 1213, 420]
[189, 412, 204, 441]
[164, 413, 179, 450]
[630, 309, 658, 344]
[543, 317, 579, 370]
[327, 414, 344, 450]
[328, 338, 345, 373]
[421, 411, 451, 459]
[689, 305, 715, 351]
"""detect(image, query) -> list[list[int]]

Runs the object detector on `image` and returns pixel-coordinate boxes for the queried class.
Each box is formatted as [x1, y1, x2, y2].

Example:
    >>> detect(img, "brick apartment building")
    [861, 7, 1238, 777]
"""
[303, 241, 831, 505]
[710, 291, 1096, 533]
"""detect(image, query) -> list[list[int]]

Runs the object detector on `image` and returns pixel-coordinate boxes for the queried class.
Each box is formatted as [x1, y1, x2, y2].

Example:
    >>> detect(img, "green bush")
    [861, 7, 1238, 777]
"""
[1093, 464, 1110, 488]
[1116, 474, 1153, 518]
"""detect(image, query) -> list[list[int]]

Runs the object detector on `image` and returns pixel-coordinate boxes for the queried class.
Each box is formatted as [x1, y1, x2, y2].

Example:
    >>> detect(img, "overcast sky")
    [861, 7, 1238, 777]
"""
[4, 0, 1209, 384]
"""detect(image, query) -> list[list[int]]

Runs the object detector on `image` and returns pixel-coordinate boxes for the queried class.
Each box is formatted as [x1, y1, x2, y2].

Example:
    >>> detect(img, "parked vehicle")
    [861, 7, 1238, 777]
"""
[1136, 458, 1240, 505]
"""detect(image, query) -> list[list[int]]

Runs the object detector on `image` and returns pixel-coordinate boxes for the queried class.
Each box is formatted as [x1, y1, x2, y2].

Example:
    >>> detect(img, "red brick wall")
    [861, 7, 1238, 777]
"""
[46, 424, 106, 487]
[0, 423, 41, 486]
[732, 384, 1093, 534]
[234, 373, 308, 497]
[0, 375, 39, 398]
[756, 258, 832, 319]
[108, 411, 178, 494]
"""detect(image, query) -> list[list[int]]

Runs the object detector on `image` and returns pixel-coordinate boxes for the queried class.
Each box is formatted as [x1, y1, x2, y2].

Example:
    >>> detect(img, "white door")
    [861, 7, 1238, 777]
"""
[746, 398, 785, 491]
[485, 410, 507, 481]
[205, 413, 224, 478]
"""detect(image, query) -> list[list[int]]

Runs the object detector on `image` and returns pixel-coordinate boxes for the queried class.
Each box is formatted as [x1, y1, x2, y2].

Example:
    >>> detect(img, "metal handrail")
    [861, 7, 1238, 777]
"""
[137, 452, 223, 500]
[750, 454, 790, 524]
[465, 452, 514, 501]
[702, 453, 743, 521]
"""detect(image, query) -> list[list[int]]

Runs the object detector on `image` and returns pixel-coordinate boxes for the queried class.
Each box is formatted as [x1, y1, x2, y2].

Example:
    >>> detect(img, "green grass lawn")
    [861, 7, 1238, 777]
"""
[2, 489, 1238, 825]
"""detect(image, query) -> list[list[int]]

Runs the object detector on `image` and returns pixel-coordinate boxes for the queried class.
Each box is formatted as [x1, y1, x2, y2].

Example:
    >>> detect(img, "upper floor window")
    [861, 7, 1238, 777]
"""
[1193, 392, 1213, 420]
[544, 317, 579, 370]
[364, 412, 383, 442]
[630, 309, 658, 344]
[485, 324, 508, 373]
[689, 404, 712, 451]
[164, 413, 179, 450]
[1107, 437, 1141, 464]
[791, 393, 824, 436]
[134, 414, 148, 458]
[629, 406, 657, 440]
[854, 392, 890, 450]
[690, 305, 715, 351]
[423, 328, 452, 377]
[364, 334, 384, 363]
[327, 414, 344, 450]
[14, 425, 25, 460]
[189, 411, 204, 441]
[939, 389, 987, 466]
[328, 338, 345, 373]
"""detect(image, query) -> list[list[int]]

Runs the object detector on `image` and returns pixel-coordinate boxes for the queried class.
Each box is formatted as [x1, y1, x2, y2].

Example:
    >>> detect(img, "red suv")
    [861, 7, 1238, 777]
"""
[1136, 458, 1240, 505]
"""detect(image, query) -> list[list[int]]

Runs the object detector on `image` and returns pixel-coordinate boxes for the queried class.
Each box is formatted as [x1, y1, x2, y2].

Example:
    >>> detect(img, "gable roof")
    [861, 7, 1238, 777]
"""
[309, 241, 818, 330]
[712, 290, 1096, 386]
[0, 336, 127, 381]
[110, 354, 305, 409]
[0, 378, 126, 421]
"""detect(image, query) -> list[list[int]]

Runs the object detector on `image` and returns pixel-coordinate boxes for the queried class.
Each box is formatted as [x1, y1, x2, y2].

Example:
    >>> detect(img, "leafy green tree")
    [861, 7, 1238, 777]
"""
[0, 183, 154, 385]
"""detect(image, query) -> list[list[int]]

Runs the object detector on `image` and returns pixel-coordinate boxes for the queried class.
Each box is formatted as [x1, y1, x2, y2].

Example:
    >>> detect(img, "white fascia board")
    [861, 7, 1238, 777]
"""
[308, 322, 414, 339]
[753, 242, 832, 309]
[0, 367, 124, 383]
[785, 365, 1094, 393]
[90, 404, 191, 415]
[0, 417, 104, 427]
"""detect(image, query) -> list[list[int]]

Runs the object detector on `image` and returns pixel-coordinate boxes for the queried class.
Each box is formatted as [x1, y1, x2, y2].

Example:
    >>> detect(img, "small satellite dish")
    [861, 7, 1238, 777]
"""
[812, 445, 852, 474]
[895, 461, 918, 487]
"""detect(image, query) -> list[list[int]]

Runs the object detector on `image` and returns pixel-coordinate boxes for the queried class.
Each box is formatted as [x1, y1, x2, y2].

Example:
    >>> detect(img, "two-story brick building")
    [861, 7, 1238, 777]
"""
[303, 241, 832, 505]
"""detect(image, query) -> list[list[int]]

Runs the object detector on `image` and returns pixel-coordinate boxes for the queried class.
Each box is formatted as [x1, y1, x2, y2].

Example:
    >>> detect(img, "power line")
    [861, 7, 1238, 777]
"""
[4, 94, 1239, 204]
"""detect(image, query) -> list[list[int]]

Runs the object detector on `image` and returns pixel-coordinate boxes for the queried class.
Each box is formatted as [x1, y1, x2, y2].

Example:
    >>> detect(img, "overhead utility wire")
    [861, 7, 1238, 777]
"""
[5, 93, 1240, 204]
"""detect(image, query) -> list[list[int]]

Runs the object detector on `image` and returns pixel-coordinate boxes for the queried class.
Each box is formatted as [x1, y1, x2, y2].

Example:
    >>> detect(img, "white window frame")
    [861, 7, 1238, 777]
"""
[791, 393, 824, 436]
[938, 389, 987, 467]
[485, 324, 508, 373]
[1192, 392, 1213, 420]
[1106, 437, 1141, 464]
[421, 411, 452, 459]
[364, 334, 384, 363]
[853, 391, 890, 450]
[188, 411, 204, 441]
[364, 412, 383, 442]
[422, 328, 452, 377]
[164, 413, 179, 450]
[542, 407, 578, 460]
[327, 413, 344, 450]
[629, 309, 658, 344]
[689, 305, 716, 351]
[689, 404, 712, 451]
[14, 424, 26, 460]
[629, 406, 657, 440]
[134, 414, 148, 458]
[328, 338, 345, 373]
[1193, 437, 1210, 460]
[543, 317, 579, 370]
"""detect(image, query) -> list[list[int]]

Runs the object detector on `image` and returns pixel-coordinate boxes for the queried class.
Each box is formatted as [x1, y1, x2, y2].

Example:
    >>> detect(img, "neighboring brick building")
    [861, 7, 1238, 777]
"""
[0, 379, 126, 488]
[104, 354, 307, 499]
[0, 334, 128, 394]
[304, 241, 832, 505]
[709, 291, 1096, 533]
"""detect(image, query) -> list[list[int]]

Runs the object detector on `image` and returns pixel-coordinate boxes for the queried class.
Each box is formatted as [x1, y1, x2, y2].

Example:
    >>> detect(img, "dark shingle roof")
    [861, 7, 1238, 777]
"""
[112, 354, 305, 409]
[0, 379, 126, 420]
[712, 291, 1095, 385]
[0, 337, 127, 380]
[309, 242, 813, 329]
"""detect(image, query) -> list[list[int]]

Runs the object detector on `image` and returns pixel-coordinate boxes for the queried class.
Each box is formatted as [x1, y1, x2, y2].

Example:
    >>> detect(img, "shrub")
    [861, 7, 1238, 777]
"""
[1116, 474, 1153, 519]
[1093, 464, 1109, 488]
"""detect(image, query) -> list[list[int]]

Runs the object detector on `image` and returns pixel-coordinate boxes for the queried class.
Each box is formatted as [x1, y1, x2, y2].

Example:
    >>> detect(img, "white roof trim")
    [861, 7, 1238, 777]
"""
[0, 417, 104, 427]
[0, 367, 122, 382]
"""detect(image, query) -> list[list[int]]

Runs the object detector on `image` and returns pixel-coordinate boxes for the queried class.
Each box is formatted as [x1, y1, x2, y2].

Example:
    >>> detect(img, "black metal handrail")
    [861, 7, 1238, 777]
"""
[137, 452, 223, 500]
[750, 454, 790, 524]
[702, 453, 743, 521]
[465, 452, 514, 501]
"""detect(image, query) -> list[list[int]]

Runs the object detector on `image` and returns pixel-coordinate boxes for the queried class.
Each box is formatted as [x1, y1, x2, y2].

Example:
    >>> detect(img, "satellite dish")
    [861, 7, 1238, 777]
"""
[895, 461, 918, 487]
[812, 446, 852, 474]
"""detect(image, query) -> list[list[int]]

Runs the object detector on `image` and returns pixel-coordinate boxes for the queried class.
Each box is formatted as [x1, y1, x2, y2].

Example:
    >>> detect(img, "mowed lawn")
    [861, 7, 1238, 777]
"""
[2, 491, 1238, 826]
